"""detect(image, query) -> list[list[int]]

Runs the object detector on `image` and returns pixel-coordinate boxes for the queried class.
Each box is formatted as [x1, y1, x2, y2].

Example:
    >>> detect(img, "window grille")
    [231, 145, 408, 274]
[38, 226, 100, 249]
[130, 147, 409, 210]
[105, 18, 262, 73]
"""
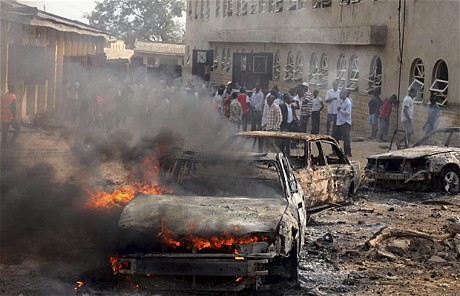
[213, 47, 219, 69]
[188, 1, 193, 18]
[308, 53, 319, 85]
[273, 50, 281, 80]
[223, 0, 227, 16]
[225, 48, 232, 71]
[251, 0, 258, 13]
[365, 56, 382, 94]
[237, 0, 248, 15]
[228, 0, 233, 16]
[205, 0, 210, 18]
[345, 55, 359, 91]
[221, 48, 227, 70]
[259, 0, 266, 12]
[336, 55, 347, 88]
[429, 60, 449, 106]
[293, 52, 304, 81]
[319, 54, 329, 88]
[194, 1, 199, 19]
[275, 0, 284, 12]
[409, 58, 425, 103]
[312, 0, 331, 9]
[284, 52, 295, 81]
[289, 0, 297, 10]
[216, 0, 221, 17]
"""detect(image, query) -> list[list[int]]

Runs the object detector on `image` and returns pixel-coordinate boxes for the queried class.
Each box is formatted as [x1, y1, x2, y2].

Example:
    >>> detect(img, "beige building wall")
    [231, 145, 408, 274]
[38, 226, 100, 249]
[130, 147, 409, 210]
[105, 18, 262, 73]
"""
[184, 0, 460, 138]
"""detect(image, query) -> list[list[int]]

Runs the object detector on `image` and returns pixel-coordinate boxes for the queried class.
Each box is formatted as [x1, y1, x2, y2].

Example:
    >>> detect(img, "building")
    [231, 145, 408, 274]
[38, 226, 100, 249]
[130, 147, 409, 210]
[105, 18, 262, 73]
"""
[0, 1, 109, 118]
[132, 41, 185, 81]
[184, 0, 459, 136]
[104, 40, 134, 78]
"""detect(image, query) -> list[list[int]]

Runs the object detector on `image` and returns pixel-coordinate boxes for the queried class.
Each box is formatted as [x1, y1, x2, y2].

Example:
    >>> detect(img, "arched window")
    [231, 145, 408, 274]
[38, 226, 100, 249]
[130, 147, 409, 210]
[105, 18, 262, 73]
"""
[308, 53, 319, 85]
[336, 54, 347, 88]
[213, 47, 219, 69]
[284, 51, 295, 81]
[346, 54, 359, 91]
[409, 58, 425, 103]
[430, 60, 449, 105]
[221, 48, 226, 70]
[186, 45, 191, 65]
[273, 50, 281, 80]
[293, 52, 303, 81]
[366, 55, 382, 94]
[319, 54, 328, 88]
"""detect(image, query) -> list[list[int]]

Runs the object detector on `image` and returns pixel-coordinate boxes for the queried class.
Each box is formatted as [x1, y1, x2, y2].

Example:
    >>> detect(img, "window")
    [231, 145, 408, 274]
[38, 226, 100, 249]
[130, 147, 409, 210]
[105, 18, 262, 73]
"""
[200, 0, 204, 18]
[213, 47, 219, 69]
[365, 55, 382, 94]
[194, 0, 199, 19]
[409, 58, 425, 103]
[250, 0, 258, 13]
[259, 0, 266, 12]
[227, 0, 233, 16]
[273, 50, 281, 80]
[309, 141, 326, 167]
[430, 60, 449, 106]
[221, 48, 226, 70]
[312, 0, 332, 8]
[345, 54, 359, 91]
[294, 52, 304, 81]
[223, 0, 227, 16]
[340, 0, 361, 4]
[186, 45, 191, 65]
[308, 53, 319, 85]
[289, 0, 297, 10]
[205, 0, 210, 18]
[319, 54, 329, 89]
[216, 0, 221, 17]
[188, 0, 193, 19]
[237, 0, 248, 15]
[225, 48, 232, 71]
[322, 142, 348, 165]
[336, 54, 347, 88]
[284, 51, 295, 81]
[275, 0, 284, 12]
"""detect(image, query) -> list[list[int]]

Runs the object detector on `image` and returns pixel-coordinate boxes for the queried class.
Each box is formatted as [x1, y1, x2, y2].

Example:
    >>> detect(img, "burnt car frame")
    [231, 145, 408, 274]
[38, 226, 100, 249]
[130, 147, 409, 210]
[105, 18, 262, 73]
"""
[226, 131, 361, 211]
[114, 150, 306, 291]
[366, 127, 460, 193]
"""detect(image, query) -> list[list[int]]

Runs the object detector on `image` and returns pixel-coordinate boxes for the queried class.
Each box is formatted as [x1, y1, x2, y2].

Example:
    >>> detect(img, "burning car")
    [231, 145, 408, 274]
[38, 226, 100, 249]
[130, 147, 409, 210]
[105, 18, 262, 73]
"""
[365, 127, 460, 194]
[113, 150, 306, 291]
[227, 131, 361, 212]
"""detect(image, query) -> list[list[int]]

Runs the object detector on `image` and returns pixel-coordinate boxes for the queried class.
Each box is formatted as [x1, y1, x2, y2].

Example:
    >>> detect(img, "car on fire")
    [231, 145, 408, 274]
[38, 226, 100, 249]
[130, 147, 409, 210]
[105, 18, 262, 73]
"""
[114, 149, 306, 291]
[365, 127, 460, 194]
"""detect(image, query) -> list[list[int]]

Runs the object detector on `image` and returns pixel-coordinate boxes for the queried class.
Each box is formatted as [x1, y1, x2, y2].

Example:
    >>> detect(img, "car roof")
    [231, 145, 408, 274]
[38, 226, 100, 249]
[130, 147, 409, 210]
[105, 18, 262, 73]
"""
[234, 131, 339, 143]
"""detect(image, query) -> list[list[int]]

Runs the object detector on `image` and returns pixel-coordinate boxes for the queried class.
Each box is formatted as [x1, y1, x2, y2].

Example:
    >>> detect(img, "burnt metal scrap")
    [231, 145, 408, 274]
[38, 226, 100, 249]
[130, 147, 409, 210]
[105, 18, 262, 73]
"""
[115, 150, 306, 291]
[366, 127, 460, 194]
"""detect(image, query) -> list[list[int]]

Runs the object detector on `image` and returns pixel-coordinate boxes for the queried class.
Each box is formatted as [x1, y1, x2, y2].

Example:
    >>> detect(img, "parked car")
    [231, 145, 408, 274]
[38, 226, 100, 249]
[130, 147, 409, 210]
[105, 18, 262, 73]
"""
[226, 131, 361, 211]
[366, 127, 460, 194]
[114, 150, 306, 292]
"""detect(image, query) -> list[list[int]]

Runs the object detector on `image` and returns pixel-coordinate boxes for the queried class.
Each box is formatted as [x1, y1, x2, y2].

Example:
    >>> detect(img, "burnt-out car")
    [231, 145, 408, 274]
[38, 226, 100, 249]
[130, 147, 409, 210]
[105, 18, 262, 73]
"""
[226, 131, 361, 211]
[114, 151, 306, 291]
[366, 127, 460, 194]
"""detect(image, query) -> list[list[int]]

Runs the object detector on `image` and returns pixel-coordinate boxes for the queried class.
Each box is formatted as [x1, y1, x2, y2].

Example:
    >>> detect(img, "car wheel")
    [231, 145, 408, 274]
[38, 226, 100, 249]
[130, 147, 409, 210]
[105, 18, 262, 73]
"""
[440, 168, 460, 194]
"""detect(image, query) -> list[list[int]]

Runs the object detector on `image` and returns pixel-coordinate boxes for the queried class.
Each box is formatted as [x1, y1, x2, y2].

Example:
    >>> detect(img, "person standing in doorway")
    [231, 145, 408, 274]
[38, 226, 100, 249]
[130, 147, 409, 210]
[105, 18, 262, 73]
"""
[325, 80, 340, 135]
[310, 89, 324, 134]
[335, 91, 352, 157]
[1, 83, 20, 147]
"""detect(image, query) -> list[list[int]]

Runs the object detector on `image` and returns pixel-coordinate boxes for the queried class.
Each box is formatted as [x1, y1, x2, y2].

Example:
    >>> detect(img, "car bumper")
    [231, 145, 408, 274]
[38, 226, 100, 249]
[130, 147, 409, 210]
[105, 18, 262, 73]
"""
[366, 170, 432, 183]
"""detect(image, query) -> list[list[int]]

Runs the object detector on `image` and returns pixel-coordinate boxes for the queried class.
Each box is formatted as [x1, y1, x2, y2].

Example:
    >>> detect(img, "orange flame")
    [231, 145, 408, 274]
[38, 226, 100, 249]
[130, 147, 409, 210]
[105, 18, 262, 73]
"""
[109, 255, 129, 275]
[157, 222, 266, 251]
[85, 154, 172, 209]
[74, 281, 84, 293]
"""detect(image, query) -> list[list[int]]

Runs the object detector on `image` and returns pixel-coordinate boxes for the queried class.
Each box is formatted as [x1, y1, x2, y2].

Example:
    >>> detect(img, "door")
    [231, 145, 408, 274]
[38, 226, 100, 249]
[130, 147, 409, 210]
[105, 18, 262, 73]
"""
[232, 52, 273, 90]
[320, 140, 354, 202]
[192, 49, 214, 81]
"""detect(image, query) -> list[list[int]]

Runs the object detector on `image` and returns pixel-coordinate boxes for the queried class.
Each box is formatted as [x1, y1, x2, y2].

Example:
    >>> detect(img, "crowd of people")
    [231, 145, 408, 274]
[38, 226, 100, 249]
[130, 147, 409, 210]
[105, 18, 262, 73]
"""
[0, 75, 442, 155]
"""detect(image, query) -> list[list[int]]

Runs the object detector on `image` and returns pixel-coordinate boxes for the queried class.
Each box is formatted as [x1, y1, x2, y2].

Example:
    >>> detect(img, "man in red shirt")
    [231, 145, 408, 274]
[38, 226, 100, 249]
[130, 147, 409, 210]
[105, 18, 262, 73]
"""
[378, 94, 397, 142]
[1, 83, 20, 147]
[237, 88, 250, 131]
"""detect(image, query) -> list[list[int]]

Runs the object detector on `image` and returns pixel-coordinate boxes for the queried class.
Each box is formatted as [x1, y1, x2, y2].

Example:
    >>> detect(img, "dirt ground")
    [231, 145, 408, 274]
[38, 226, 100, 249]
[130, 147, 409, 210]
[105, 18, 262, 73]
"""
[1, 123, 459, 296]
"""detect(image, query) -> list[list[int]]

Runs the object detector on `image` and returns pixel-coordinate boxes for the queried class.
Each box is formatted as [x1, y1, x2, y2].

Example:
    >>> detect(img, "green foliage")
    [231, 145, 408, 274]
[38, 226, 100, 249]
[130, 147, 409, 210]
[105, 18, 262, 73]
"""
[85, 0, 184, 46]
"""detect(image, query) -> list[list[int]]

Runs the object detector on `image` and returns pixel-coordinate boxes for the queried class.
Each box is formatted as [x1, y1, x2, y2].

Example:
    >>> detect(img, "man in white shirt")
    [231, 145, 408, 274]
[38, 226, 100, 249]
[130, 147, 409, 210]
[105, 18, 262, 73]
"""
[400, 88, 416, 145]
[325, 80, 340, 135]
[310, 89, 324, 134]
[335, 91, 353, 157]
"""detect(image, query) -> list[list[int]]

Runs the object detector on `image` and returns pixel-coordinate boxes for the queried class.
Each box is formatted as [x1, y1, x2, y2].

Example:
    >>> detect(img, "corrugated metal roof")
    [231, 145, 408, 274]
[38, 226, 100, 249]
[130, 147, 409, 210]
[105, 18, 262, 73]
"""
[104, 48, 134, 61]
[134, 41, 185, 56]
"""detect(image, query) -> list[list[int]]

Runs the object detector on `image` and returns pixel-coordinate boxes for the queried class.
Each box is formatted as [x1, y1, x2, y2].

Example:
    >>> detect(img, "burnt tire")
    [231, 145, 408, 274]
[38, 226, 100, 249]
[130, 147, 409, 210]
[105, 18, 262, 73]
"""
[440, 168, 460, 195]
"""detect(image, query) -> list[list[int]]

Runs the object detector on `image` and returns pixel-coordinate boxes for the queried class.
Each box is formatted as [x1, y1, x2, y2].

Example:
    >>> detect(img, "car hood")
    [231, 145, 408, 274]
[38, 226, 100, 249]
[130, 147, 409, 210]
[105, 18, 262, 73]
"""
[368, 146, 459, 159]
[118, 194, 288, 236]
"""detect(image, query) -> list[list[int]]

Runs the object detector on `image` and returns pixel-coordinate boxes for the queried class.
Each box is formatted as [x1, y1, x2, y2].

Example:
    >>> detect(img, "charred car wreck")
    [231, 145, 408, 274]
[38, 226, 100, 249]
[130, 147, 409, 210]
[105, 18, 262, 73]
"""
[114, 151, 306, 291]
[366, 127, 460, 193]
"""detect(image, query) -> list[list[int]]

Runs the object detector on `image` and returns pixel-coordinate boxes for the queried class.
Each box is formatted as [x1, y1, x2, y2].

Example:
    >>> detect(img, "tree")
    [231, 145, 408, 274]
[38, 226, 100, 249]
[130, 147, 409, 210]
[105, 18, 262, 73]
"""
[85, 0, 185, 46]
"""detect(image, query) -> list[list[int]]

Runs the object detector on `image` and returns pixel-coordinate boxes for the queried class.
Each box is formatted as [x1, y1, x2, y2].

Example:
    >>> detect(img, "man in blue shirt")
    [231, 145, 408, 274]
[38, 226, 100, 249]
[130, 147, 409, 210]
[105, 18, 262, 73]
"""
[250, 85, 265, 131]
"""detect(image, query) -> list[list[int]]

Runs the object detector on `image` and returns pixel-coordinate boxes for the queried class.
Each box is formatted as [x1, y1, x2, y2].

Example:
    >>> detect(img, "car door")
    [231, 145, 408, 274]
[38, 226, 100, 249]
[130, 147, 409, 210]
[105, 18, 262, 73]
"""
[277, 153, 307, 247]
[319, 140, 354, 202]
[300, 140, 334, 207]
